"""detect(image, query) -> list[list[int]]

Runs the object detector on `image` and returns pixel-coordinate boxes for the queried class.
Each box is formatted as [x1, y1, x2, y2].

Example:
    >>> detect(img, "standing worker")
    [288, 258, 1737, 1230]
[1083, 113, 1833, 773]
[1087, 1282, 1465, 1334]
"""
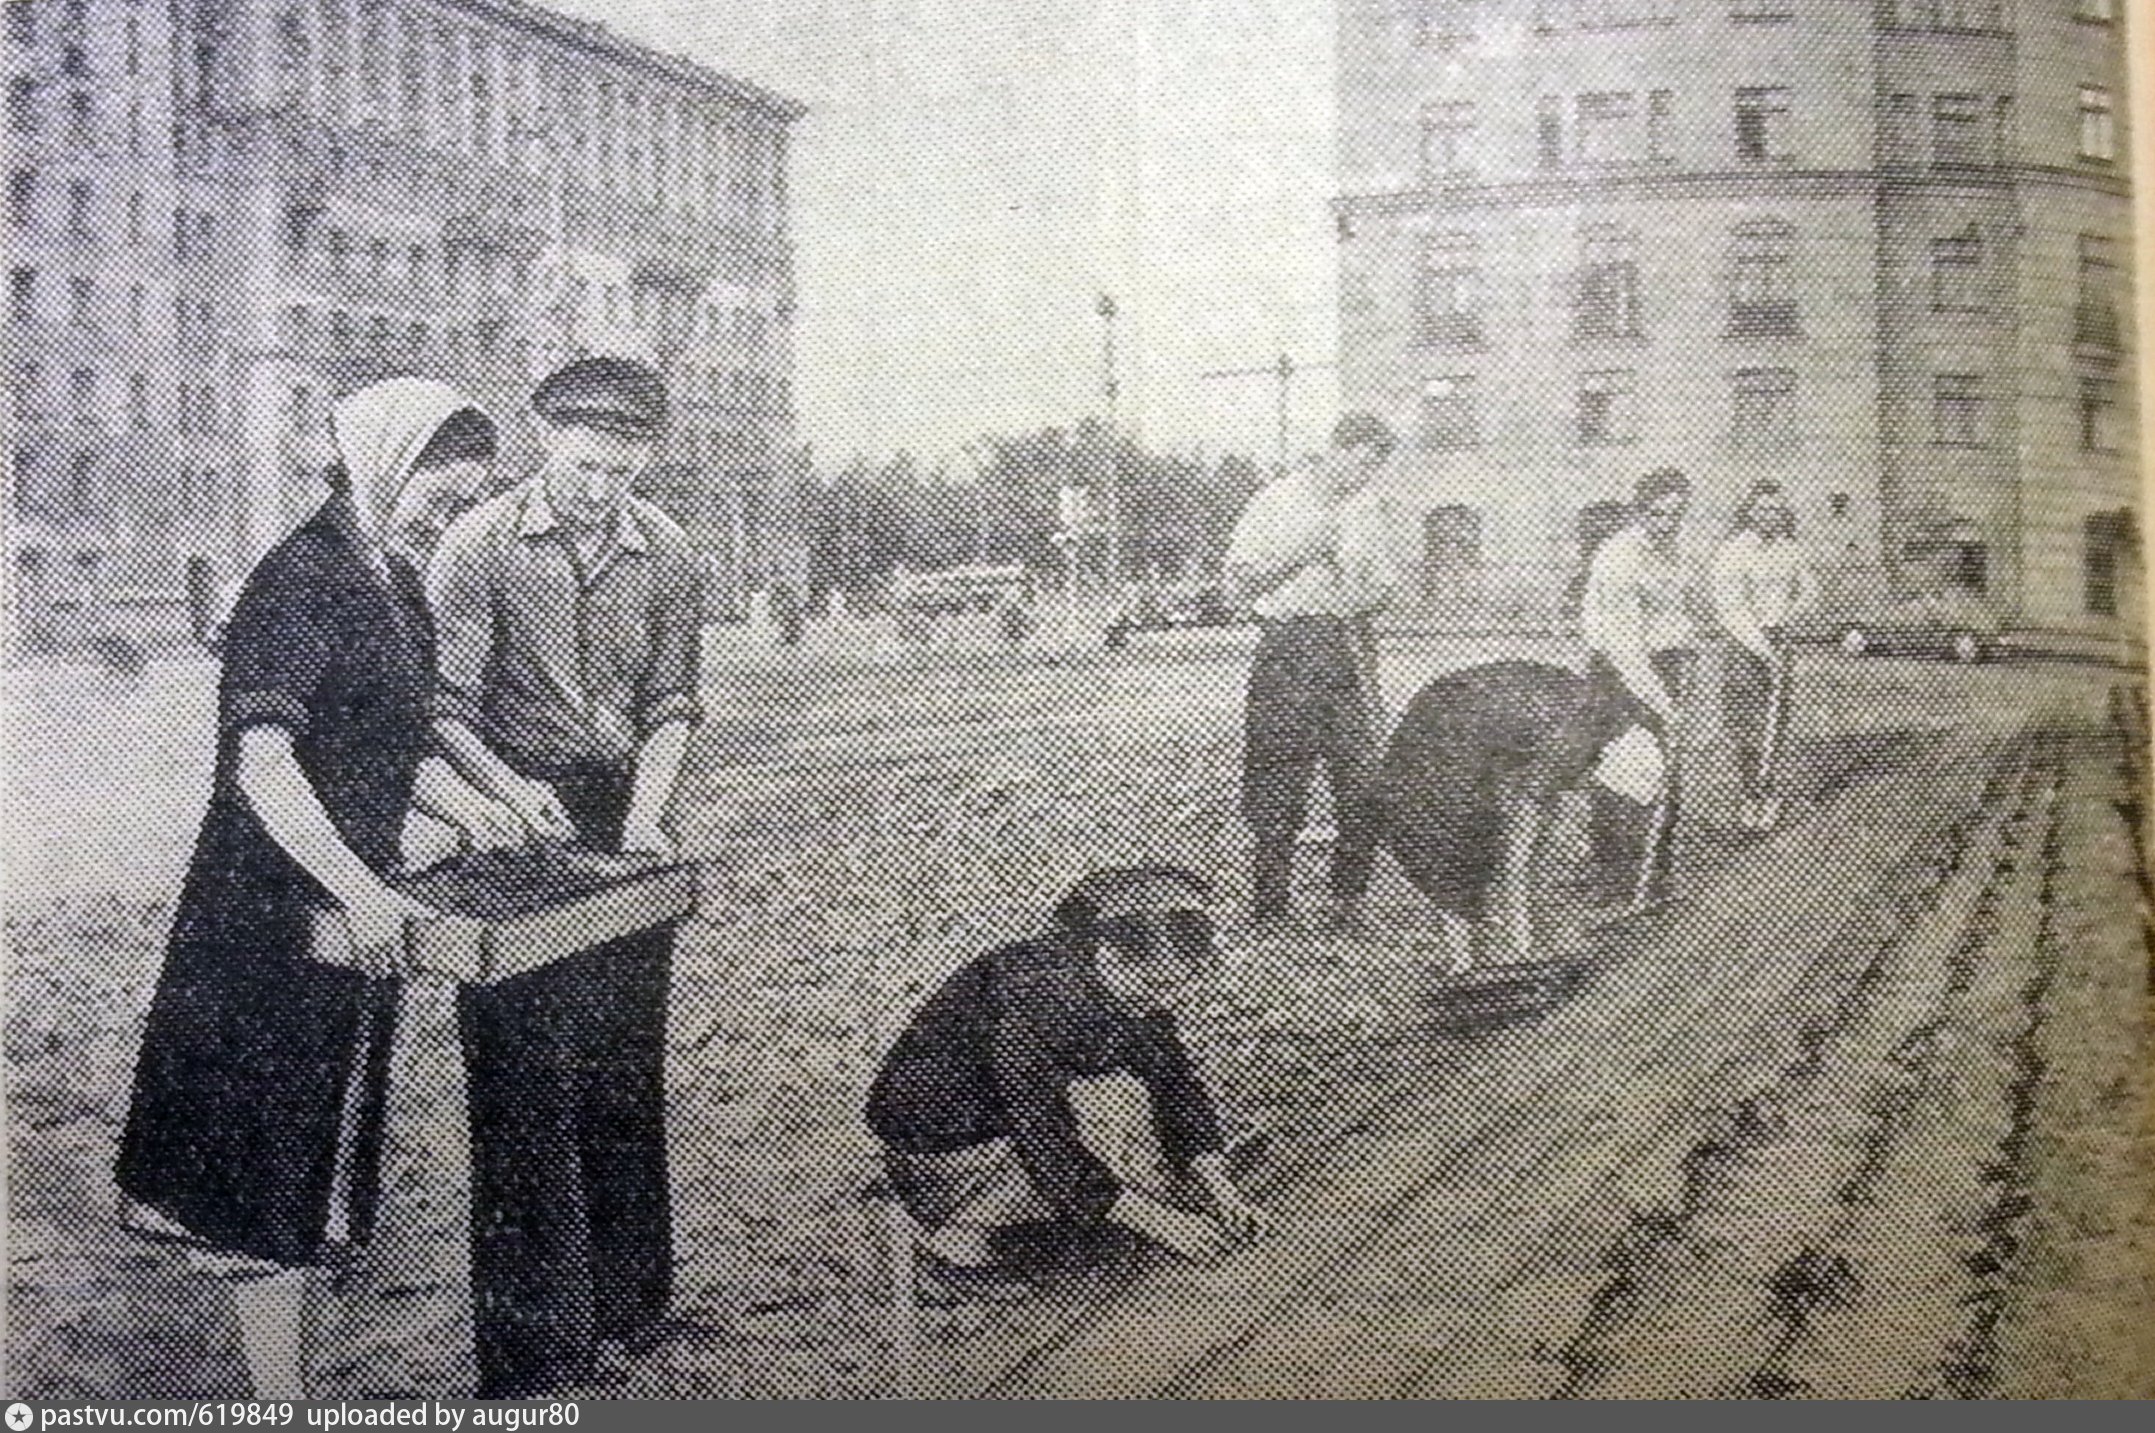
[1578, 468, 1697, 915]
[426, 356, 706, 1396]
[116, 381, 518, 1399]
[1222, 413, 1400, 931]
[1710, 482, 1817, 831]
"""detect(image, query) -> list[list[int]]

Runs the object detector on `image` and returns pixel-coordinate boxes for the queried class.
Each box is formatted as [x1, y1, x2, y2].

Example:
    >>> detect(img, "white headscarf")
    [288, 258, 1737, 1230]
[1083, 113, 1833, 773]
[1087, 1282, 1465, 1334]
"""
[330, 377, 481, 539]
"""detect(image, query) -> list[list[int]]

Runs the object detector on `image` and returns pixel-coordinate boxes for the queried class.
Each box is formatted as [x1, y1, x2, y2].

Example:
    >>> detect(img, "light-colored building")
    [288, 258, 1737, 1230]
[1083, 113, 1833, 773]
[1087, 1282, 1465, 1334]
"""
[7, 0, 803, 657]
[1336, 0, 2137, 633]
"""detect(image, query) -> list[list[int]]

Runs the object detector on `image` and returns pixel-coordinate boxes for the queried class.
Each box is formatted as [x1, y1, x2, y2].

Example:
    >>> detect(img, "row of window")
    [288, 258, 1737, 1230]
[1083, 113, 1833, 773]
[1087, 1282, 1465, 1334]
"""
[1422, 84, 2118, 183]
[1411, 223, 2126, 352]
[12, 449, 225, 528]
[9, 6, 786, 230]
[1412, 0, 2118, 43]
[13, 362, 232, 435]
[258, 0, 783, 224]
[1413, 368, 2126, 454]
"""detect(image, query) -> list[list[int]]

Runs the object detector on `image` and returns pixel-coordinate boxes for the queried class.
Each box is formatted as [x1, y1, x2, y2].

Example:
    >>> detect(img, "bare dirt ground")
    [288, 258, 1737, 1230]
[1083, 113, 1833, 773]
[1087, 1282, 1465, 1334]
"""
[6, 638, 2149, 1399]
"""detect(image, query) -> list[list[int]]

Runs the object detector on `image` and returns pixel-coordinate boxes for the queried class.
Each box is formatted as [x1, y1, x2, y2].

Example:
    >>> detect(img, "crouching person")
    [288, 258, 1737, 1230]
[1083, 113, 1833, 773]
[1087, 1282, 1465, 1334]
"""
[865, 867, 1265, 1298]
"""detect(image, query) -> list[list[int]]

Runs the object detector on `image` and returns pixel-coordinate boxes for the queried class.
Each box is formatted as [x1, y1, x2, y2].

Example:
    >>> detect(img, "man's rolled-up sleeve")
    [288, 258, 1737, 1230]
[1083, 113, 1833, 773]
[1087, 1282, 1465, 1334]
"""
[636, 550, 706, 736]
[424, 514, 496, 732]
[1130, 1015, 1226, 1168]
[989, 1011, 1121, 1223]
[219, 552, 335, 741]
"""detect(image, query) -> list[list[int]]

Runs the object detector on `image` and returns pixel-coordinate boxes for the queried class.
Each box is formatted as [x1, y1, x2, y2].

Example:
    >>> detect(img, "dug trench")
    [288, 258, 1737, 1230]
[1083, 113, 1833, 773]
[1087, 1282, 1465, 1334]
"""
[957, 692, 2151, 1400]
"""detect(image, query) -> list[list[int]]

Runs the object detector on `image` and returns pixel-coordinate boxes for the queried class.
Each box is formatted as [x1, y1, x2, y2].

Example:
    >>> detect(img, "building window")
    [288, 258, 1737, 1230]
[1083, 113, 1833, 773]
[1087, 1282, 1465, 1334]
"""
[9, 169, 33, 229]
[1573, 225, 1641, 342]
[2078, 378, 2118, 453]
[2084, 511, 2132, 616]
[9, 5, 33, 47]
[1415, 2, 1483, 46]
[1928, 226, 1985, 312]
[126, 283, 142, 333]
[1416, 233, 1484, 348]
[2078, 86, 2114, 162]
[128, 374, 149, 431]
[1884, 92, 1922, 165]
[1728, 221, 1799, 337]
[1575, 370, 1637, 446]
[1420, 377, 1480, 451]
[66, 91, 89, 144]
[1572, 90, 1672, 166]
[1932, 373, 1986, 448]
[60, 43, 86, 78]
[10, 78, 37, 134]
[1735, 87, 1791, 164]
[1730, 368, 1796, 448]
[1540, 0, 1675, 29]
[15, 361, 39, 421]
[65, 178, 90, 238]
[1893, 1, 2003, 28]
[2076, 233, 2121, 351]
[67, 368, 93, 425]
[67, 275, 91, 328]
[1931, 93, 1985, 167]
[1536, 95, 1564, 168]
[67, 453, 95, 517]
[1422, 102, 1478, 181]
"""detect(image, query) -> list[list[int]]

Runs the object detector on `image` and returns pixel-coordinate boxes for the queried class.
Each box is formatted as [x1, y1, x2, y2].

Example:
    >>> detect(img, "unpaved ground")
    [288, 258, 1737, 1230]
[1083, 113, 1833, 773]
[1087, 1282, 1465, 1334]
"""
[6, 645, 2149, 1399]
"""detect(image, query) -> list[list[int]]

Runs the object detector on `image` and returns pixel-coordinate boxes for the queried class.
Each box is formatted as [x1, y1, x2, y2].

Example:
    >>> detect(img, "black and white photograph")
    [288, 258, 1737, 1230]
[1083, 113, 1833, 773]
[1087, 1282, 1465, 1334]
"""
[3, 0, 2151, 1403]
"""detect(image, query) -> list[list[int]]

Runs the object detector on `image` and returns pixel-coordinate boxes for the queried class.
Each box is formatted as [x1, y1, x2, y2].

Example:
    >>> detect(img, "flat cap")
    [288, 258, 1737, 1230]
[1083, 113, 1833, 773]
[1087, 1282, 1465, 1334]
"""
[531, 356, 670, 440]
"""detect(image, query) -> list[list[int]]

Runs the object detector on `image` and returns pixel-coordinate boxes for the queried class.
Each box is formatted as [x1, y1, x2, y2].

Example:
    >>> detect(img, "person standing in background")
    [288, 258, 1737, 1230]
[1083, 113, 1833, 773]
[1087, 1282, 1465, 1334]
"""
[1711, 483, 1817, 832]
[1222, 413, 1400, 932]
[1578, 468, 1697, 914]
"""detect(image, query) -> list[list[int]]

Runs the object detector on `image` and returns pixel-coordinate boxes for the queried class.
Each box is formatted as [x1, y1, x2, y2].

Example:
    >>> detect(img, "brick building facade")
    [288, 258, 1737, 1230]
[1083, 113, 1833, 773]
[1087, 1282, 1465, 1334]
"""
[7, 0, 802, 657]
[1336, 0, 2137, 632]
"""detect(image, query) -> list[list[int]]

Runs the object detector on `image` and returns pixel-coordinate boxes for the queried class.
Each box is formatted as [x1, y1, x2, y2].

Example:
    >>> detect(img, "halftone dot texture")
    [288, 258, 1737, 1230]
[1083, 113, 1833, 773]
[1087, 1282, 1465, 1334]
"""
[6, 0, 2153, 1405]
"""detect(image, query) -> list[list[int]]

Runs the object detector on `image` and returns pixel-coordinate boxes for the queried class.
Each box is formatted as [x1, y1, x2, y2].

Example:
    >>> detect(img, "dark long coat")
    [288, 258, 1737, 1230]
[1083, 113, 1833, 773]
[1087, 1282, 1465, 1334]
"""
[116, 496, 434, 1267]
[1371, 660, 1606, 921]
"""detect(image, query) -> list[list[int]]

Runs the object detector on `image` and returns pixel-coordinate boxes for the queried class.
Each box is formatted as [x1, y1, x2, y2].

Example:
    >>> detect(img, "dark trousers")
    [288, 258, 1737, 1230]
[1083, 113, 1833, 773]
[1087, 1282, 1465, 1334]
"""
[1242, 616, 1381, 916]
[456, 764, 674, 1398]
[1721, 633, 1790, 802]
[1584, 650, 1690, 910]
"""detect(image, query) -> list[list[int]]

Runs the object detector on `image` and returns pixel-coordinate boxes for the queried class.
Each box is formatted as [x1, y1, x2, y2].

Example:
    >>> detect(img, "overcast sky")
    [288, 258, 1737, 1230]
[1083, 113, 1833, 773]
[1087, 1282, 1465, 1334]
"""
[540, 0, 1341, 471]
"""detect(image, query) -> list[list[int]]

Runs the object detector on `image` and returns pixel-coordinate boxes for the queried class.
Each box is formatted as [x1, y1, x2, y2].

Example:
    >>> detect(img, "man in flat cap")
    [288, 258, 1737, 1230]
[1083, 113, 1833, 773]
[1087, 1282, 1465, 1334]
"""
[866, 866, 1265, 1299]
[425, 355, 705, 1395]
[1223, 412, 1404, 932]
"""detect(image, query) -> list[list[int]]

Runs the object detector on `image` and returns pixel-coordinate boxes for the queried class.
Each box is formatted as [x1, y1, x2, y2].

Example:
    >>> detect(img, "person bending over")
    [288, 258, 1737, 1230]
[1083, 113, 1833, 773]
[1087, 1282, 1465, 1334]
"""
[1336, 660, 1617, 974]
[865, 867, 1265, 1296]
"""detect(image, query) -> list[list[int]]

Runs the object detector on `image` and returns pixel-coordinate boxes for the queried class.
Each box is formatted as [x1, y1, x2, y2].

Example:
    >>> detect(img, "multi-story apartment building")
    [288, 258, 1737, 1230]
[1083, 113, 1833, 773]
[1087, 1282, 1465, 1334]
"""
[1336, 0, 2137, 633]
[8, 0, 803, 656]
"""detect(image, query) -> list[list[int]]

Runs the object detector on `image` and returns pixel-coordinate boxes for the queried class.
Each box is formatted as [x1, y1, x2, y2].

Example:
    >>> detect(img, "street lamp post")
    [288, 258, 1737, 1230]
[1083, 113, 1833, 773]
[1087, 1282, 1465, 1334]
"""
[1096, 292, 1121, 586]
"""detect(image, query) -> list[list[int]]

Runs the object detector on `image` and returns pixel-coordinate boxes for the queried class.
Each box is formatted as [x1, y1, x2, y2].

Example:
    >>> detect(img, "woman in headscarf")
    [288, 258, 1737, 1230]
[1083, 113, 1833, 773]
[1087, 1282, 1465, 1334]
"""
[115, 377, 524, 1398]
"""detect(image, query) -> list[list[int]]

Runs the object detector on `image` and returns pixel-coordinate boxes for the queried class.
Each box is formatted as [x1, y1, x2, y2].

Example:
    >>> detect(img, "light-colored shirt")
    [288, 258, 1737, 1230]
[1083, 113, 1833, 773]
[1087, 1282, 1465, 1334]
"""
[1710, 530, 1818, 658]
[427, 479, 704, 773]
[1581, 525, 1694, 718]
[1223, 472, 1400, 619]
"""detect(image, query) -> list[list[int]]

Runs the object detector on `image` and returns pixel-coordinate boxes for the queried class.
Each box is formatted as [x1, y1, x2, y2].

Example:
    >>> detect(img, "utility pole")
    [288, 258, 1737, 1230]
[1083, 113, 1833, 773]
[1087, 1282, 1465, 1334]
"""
[1096, 293, 1121, 585]
[1199, 352, 1338, 476]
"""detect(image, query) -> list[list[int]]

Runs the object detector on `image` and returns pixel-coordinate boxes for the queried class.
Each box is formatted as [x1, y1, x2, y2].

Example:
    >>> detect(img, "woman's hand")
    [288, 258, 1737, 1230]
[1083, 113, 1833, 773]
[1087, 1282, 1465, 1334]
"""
[503, 775, 577, 843]
[339, 883, 440, 980]
[453, 792, 531, 853]
[1188, 1154, 1269, 1246]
